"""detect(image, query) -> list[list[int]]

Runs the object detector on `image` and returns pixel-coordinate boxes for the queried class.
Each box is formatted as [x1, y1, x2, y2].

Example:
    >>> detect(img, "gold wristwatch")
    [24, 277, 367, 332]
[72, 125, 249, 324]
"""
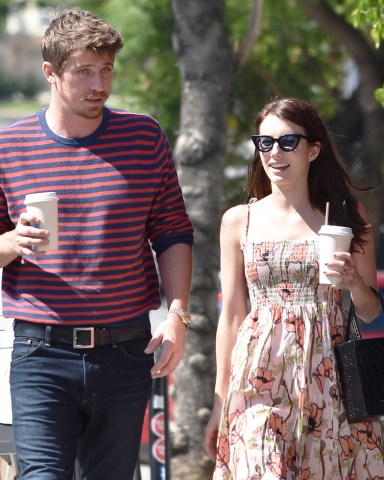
[168, 307, 191, 328]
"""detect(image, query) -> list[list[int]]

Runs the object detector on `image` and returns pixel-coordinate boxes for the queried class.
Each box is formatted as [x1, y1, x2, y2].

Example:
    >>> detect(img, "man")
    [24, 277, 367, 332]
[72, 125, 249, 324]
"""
[0, 8, 193, 480]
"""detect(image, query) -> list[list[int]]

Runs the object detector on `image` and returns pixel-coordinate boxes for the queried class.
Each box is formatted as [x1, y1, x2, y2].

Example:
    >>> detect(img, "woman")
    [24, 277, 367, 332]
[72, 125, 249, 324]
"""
[204, 97, 384, 479]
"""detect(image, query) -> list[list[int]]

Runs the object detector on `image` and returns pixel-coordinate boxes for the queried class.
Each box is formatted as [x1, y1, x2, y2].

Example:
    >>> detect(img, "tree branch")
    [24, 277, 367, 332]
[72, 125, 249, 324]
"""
[298, 0, 382, 112]
[299, 0, 377, 70]
[233, 0, 264, 72]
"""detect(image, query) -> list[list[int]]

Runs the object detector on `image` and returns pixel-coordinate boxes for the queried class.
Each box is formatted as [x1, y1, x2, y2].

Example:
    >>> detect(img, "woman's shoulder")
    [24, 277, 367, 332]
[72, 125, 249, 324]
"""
[221, 204, 249, 247]
[221, 198, 267, 228]
[221, 204, 248, 227]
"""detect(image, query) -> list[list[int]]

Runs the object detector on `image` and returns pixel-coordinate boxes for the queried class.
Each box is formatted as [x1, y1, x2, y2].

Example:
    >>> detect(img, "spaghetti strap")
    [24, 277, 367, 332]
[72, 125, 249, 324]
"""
[245, 204, 251, 243]
[240, 200, 254, 247]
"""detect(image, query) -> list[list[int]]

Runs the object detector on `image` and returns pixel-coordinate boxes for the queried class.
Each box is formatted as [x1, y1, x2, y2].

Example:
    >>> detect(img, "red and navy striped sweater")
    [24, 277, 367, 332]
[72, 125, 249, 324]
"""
[0, 107, 194, 326]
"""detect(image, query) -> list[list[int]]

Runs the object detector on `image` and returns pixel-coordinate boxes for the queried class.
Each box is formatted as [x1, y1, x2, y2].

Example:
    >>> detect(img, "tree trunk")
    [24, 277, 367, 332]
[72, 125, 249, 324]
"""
[170, 0, 233, 478]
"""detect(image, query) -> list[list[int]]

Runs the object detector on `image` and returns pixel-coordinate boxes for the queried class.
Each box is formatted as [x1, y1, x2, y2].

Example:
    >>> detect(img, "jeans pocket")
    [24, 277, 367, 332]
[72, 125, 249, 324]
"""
[117, 336, 154, 364]
[11, 338, 43, 365]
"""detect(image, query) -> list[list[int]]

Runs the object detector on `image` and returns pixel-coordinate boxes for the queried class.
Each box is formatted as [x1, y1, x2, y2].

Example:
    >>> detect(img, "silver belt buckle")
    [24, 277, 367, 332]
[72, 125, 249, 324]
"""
[73, 327, 95, 349]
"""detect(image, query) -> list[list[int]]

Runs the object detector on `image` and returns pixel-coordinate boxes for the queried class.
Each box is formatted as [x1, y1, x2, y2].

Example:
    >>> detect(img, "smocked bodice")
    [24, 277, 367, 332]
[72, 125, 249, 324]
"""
[242, 239, 341, 309]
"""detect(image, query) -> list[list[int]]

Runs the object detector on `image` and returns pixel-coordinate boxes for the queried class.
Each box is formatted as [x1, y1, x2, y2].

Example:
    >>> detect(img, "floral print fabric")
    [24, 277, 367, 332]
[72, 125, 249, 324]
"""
[214, 240, 384, 480]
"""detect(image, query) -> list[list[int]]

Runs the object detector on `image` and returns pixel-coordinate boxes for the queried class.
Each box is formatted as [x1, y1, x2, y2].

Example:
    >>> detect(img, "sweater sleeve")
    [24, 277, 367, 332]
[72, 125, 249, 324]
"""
[146, 124, 194, 257]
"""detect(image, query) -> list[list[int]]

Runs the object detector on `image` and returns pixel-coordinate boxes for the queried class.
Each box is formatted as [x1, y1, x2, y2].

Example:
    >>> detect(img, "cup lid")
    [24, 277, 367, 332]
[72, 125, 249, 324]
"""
[24, 192, 58, 204]
[318, 225, 353, 237]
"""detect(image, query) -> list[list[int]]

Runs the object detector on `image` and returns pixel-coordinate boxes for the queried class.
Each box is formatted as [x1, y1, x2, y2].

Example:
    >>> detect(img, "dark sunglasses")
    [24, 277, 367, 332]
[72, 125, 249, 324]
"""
[251, 134, 310, 152]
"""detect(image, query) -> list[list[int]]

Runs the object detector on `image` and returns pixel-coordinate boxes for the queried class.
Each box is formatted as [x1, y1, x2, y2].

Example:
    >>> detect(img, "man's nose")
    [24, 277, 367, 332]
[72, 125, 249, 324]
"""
[90, 73, 104, 91]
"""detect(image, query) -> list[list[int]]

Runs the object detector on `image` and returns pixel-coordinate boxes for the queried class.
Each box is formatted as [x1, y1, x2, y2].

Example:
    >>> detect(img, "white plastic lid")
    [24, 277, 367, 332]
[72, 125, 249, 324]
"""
[318, 225, 353, 237]
[24, 191, 58, 204]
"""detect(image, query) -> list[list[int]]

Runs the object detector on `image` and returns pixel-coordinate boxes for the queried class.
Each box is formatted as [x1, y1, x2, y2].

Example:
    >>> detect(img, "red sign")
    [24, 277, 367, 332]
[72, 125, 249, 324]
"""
[151, 412, 165, 438]
[152, 438, 165, 464]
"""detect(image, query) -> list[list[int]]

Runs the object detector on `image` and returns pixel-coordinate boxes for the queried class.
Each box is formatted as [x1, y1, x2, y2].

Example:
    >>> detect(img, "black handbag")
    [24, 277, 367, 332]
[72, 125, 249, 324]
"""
[334, 287, 384, 423]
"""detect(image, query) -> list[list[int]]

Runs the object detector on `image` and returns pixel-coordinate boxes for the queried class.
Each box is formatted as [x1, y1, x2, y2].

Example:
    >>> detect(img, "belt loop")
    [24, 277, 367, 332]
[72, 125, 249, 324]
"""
[45, 325, 52, 346]
[110, 328, 117, 348]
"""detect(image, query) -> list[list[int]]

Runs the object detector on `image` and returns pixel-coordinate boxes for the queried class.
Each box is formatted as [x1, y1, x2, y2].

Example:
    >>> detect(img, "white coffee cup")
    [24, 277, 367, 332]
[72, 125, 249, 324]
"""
[24, 192, 59, 251]
[318, 225, 354, 285]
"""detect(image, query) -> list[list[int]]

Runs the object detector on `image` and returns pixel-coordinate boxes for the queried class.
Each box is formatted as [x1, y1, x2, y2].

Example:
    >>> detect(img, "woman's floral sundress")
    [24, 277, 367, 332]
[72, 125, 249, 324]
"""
[213, 236, 384, 479]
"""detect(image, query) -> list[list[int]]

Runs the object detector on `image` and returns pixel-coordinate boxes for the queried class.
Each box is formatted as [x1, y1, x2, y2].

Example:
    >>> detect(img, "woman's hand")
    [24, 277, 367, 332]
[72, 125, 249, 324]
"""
[204, 403, 222, 461]
[325, 251, 361, 289]
[326, 251, 381, 322]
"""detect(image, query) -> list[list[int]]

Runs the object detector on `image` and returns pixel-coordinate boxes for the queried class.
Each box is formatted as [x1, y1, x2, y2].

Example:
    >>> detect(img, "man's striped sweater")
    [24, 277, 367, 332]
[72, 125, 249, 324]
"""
[0, 107, 194, 326]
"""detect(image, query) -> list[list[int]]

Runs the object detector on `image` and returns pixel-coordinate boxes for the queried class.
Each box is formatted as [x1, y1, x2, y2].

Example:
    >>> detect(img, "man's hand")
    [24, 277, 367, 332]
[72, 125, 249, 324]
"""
[144, 313, 186, 378]
[14, 212, 50, 256]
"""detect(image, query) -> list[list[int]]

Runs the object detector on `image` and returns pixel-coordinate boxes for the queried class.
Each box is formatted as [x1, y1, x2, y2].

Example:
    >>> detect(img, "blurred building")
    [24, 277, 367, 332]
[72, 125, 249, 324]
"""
[0, 0, 55, 89]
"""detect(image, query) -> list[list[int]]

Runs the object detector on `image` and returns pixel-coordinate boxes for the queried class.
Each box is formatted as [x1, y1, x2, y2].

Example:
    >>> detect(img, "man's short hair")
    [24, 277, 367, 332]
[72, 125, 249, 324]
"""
[41, 9, 124, 75]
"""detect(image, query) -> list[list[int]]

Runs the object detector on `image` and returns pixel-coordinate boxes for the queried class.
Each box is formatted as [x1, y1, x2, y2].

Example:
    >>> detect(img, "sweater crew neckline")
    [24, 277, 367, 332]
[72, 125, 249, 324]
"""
[38, 107, 110, 147]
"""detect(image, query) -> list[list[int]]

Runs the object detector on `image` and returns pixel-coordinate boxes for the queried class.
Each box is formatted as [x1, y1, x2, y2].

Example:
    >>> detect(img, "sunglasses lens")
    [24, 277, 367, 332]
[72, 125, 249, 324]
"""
[279, 135, 300, 151]
[257, 136, 274, 152]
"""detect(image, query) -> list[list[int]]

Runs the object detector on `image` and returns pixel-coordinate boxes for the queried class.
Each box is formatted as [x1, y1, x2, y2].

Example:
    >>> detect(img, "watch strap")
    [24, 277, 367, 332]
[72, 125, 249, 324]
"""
[168, 307, 191, 328]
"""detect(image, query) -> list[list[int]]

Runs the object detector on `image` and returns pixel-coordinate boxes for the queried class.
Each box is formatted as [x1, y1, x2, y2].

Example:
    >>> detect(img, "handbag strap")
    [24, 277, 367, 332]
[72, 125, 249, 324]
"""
[345, 286, 384, 341]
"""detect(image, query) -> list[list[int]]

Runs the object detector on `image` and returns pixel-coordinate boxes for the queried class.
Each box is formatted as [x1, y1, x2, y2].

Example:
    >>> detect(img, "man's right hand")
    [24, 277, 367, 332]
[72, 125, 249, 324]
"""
[14, 212, 50, 257]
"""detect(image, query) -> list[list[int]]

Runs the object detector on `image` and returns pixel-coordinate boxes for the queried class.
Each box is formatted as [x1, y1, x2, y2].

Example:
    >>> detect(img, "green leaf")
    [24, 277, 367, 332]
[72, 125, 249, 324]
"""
[374, 86, 384, 107]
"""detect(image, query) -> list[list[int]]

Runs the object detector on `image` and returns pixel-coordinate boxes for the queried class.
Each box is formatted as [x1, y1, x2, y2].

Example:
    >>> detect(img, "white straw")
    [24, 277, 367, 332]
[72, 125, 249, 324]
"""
[325, 202, 330, 225]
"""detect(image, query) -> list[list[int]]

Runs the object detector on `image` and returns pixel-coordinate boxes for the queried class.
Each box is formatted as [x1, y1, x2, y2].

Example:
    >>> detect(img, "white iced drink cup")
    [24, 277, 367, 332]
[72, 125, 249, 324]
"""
[318, 225, 354, 285]
[24, 192, 59, 251]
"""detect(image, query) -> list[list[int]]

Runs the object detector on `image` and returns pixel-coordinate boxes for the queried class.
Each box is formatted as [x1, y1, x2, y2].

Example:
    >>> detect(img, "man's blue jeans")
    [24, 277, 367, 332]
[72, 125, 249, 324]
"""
[10, 332, 153, 480]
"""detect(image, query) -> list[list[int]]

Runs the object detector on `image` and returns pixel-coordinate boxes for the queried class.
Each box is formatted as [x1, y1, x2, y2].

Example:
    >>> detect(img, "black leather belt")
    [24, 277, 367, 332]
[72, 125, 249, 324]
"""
[14, 321, 148, 349]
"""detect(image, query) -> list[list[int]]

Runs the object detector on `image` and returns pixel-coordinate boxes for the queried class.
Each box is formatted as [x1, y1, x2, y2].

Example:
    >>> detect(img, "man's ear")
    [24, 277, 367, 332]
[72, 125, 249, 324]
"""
[42, 61, 56, 84]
